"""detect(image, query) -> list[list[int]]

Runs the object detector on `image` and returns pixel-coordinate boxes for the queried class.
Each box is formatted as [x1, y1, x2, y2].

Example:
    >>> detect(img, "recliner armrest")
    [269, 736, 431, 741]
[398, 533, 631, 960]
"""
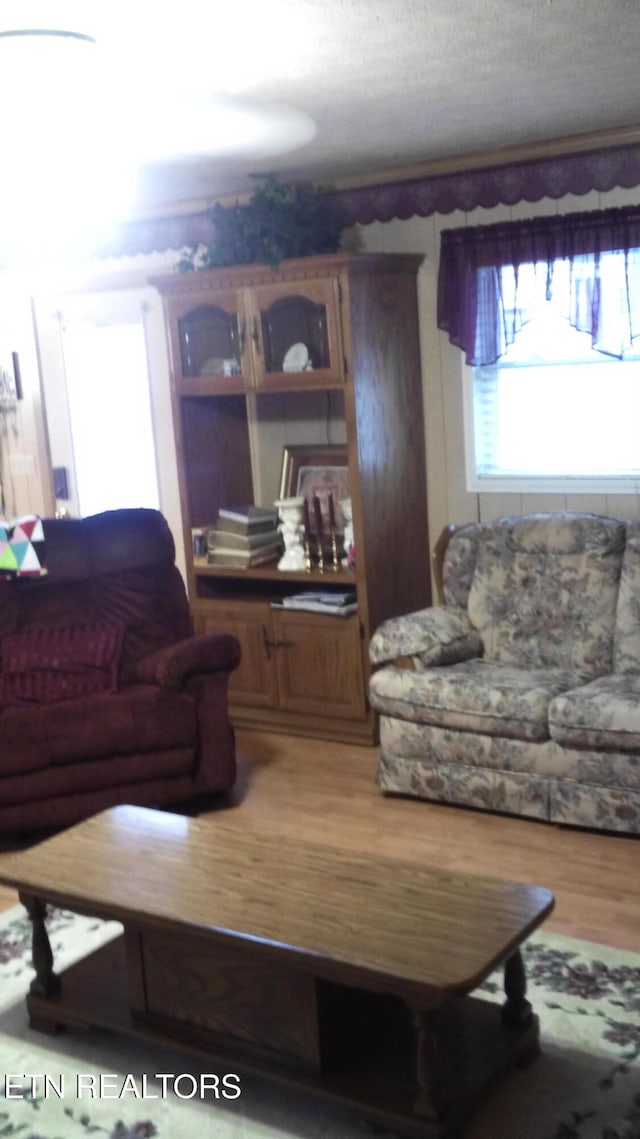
[369, 606, 482, 667]
[134, 633, 241, 689]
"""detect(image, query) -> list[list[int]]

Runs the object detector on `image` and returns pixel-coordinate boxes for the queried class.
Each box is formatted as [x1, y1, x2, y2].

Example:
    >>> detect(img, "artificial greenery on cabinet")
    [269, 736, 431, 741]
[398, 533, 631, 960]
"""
[177, 175, 343, 272]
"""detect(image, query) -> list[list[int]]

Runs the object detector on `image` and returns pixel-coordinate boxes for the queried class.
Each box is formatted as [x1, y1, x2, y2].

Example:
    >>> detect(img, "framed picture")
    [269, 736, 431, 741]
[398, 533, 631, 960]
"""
[279, 444, 349, 533]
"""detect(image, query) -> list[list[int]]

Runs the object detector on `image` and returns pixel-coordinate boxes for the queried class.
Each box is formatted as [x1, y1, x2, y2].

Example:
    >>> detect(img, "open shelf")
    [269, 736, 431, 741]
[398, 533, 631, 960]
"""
[193, 559, 355, 585]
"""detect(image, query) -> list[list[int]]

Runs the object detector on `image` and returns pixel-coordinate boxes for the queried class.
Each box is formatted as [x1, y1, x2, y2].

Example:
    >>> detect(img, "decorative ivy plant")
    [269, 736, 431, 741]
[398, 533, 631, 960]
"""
[177, 174, 343, 271]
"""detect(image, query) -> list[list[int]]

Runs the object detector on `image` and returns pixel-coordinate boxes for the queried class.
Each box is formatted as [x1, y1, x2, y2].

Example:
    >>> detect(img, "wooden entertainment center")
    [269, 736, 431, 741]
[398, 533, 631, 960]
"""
[151, 253, 431, 743]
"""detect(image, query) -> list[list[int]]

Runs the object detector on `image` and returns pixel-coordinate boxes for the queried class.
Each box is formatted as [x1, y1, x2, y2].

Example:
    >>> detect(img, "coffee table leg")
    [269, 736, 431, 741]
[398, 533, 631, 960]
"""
[412, 1006, 450, 1122]
[502, 949, 532, 1027]
[22, 894, 61, 997]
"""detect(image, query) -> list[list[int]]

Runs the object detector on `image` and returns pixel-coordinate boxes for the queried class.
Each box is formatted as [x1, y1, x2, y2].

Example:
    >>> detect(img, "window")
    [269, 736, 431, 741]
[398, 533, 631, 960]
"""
[466, 273, 640, 493]
[438, 205, 640, 493]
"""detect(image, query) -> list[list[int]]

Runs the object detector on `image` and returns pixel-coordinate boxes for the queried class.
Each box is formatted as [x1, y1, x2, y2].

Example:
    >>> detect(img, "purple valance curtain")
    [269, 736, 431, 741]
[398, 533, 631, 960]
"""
[437, 204, 640, 365]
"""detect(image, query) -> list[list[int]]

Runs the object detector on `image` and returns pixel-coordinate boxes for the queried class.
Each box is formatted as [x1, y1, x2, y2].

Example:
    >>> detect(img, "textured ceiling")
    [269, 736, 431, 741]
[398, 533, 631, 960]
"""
[125, 0, 640, 213]
[31, 1, 640, 215]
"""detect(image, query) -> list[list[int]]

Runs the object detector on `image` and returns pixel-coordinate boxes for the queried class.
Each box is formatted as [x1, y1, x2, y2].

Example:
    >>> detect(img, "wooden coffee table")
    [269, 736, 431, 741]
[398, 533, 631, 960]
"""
[0, 805, 554, 1138]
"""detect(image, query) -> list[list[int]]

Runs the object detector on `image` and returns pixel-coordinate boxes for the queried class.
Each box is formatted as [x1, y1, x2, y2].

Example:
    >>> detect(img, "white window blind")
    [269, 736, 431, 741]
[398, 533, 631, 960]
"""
[467, 268, 640, 493]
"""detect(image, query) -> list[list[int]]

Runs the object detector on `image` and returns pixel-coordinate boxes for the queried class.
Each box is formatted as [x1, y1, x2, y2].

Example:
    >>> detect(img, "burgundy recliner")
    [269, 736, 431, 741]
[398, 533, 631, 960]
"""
[0, 508, 240, 833]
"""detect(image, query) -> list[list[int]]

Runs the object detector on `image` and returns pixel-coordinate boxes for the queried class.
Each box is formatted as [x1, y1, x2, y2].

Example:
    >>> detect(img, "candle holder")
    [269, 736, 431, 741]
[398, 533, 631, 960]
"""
[330, 529, 339, 571]
[303, 539, 312, 573]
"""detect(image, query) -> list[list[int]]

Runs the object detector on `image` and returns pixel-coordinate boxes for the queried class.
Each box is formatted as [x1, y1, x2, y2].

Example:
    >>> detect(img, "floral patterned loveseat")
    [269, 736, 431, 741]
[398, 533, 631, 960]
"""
[368, 512, 640, 834]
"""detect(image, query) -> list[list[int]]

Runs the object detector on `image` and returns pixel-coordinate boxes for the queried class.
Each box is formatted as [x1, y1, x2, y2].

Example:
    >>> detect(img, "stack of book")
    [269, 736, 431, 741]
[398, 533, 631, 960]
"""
[272, 589, 357, 616]
[207, 506, 282, 568]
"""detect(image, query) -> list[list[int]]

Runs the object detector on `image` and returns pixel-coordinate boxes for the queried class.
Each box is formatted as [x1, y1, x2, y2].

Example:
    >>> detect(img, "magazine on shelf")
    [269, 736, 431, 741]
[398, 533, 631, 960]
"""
[282, 590, 356, 607]
[272, 589, 357, 616]
[271, 599, 358, 617]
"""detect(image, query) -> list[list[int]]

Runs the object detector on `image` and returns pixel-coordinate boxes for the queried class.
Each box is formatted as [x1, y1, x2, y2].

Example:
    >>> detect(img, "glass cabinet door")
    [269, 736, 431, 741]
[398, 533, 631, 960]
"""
[249, 278, 344, 387]
[172, 293, 251, 391]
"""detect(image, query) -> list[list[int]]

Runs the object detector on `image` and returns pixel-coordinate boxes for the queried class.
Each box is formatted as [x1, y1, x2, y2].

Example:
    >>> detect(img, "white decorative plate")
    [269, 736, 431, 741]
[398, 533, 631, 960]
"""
[282, 342, 309, 372]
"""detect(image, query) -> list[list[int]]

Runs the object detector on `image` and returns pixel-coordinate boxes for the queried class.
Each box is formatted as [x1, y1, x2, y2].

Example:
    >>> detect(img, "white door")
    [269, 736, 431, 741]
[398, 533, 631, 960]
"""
[33, 286, 186, 581]
[61, 315, 159, 516]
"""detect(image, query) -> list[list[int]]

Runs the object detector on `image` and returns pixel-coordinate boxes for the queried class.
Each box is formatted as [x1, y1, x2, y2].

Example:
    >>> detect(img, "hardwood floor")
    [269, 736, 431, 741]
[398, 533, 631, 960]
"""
[1, 728, 639, 952]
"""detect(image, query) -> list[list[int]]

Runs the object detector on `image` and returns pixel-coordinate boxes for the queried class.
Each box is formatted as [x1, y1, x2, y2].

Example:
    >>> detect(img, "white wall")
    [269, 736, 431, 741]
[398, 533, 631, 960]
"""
[353, 184, 640, 558]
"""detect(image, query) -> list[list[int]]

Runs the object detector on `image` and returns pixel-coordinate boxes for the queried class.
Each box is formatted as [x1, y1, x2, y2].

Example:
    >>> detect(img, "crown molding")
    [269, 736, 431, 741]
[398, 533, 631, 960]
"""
[325, 123, 640, 193]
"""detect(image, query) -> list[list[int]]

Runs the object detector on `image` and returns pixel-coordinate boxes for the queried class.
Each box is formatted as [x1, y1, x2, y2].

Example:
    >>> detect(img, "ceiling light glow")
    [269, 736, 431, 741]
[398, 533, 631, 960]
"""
[0, 28, 135, 243]
[0, 2, 317, 251]
[131, 96, 316, 164]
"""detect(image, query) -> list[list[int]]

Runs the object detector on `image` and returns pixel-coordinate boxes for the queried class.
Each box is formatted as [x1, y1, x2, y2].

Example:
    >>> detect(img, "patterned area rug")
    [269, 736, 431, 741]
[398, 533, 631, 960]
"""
[0, 904, 638, 1139]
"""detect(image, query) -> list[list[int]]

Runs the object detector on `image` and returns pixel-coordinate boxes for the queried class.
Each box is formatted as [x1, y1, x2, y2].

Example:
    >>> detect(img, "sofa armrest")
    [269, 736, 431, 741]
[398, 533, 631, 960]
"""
[134, 633, 241, 689]
[369, 606, 482, 667]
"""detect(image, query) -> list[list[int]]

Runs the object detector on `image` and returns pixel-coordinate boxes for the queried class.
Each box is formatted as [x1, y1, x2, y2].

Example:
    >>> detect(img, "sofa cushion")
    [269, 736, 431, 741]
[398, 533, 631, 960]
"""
[442, 523, 483, 609]
[1, 622, 124, 706]
[549, 674, 640, 752]
[369, 659, 584, 741]
[0, 515, 47, 578]
[369, 606, 482, 666]
[613, 515, 640, 672]
[9, 511, 193, 684]
[1, 685, 196, 775]
[38, 508, 175, 584]
[94, 568, 194, 684]
[467, 513, 625, 675]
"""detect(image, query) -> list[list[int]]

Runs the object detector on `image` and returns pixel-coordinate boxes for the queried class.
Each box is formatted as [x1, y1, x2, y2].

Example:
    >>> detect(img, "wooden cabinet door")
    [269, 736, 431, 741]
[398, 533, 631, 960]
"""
[272, 609, 366, 720]
[247, 277, 345, 389]
[197, 600, 278, 708]
[197, 600, 366, 722]
[169, 292, 252, 393]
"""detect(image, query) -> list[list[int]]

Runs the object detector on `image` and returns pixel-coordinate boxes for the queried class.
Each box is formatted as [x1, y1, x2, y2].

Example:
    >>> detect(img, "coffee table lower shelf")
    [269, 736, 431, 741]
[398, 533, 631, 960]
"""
[27, 932, 541, 1139]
